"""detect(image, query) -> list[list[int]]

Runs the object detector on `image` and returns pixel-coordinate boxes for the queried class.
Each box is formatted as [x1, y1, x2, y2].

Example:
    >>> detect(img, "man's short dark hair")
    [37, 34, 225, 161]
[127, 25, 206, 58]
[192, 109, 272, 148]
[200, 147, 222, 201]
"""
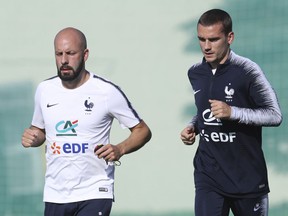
[198, 9, 232, 35]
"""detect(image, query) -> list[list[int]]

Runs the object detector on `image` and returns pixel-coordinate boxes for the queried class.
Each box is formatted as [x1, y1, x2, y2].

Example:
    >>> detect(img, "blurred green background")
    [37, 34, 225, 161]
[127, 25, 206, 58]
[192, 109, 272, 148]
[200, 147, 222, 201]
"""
[0, 0, 287, 215]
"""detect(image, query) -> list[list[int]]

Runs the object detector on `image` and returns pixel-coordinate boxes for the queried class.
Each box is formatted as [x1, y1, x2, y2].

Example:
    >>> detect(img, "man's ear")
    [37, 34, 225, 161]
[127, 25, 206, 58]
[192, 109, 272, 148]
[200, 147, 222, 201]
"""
[84, 48, 89, 61]
[227, 31, 234, 45]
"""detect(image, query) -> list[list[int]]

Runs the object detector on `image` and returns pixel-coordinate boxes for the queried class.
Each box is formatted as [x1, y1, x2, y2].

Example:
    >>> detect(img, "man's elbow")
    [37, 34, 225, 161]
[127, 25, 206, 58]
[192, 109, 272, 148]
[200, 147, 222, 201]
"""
[270, 110, 283, 127]
[144, 127, 152, 143]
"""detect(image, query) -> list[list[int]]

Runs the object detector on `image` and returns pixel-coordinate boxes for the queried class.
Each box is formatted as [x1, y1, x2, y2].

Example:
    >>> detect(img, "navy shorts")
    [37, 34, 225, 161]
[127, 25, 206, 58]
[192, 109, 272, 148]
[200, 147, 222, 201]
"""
[195, 187, 268, 216]
[44, 199, 113, 216]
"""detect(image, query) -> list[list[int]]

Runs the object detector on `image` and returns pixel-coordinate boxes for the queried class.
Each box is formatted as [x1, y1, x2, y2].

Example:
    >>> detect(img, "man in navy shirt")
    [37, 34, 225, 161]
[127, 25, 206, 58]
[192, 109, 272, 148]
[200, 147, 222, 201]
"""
[180, 9, 282, 216]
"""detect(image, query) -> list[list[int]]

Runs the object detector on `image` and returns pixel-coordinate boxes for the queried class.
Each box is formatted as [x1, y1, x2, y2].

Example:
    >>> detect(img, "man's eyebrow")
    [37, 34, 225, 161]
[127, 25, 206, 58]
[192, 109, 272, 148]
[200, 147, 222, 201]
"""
[197, 36, 220, 41]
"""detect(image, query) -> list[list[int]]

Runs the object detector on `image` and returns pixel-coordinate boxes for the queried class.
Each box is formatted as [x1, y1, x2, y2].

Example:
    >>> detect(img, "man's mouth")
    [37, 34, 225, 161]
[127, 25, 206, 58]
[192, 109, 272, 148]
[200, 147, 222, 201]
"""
[60, 66, 73, 72]
[205, 52, 213, 56]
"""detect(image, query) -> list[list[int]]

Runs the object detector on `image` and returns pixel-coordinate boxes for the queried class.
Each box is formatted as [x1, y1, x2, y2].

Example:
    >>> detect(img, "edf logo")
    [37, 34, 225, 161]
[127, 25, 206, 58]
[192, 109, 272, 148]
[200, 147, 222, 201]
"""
[51, 142, 89, 154]
[63, 143, 89, 153]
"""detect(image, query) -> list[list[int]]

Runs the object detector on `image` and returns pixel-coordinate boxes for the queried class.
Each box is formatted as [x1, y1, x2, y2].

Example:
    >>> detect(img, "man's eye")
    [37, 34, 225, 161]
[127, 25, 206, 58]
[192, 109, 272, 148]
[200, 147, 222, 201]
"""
[209, 38, 219, 42]
[67, 52, 76, 56]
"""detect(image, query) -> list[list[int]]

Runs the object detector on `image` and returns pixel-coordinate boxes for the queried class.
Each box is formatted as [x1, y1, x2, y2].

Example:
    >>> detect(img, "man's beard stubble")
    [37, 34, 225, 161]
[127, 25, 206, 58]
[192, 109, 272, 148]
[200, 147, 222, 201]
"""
[57, 59, 85, 82]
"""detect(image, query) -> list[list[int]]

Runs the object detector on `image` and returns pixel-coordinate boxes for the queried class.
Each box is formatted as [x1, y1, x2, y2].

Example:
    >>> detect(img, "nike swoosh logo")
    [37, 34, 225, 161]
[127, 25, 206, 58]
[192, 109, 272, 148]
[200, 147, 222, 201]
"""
[47, 103, 59, 108]
[194, 89, 201, 95]
[253, 204, 260, 212]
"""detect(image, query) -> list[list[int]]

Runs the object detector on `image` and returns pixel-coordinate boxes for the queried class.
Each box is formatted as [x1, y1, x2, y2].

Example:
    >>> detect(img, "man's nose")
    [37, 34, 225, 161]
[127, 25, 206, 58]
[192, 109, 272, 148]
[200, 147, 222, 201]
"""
[204, 40, 211, 50]
[61, 53, 68, 65]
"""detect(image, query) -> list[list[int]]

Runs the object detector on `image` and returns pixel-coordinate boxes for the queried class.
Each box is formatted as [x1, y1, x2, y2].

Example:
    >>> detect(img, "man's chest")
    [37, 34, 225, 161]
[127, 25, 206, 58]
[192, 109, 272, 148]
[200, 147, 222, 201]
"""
[40, 91, 111, 135]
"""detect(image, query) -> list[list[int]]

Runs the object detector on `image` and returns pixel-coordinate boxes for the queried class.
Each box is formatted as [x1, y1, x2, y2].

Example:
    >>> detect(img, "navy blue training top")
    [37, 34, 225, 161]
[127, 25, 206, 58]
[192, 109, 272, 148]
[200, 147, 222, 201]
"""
[188, 50, 282, 198]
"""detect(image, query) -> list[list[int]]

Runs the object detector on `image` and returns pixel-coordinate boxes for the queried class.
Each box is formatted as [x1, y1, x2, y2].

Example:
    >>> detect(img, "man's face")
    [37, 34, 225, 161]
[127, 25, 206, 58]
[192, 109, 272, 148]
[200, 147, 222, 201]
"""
[197, 23, 234, 69]
[54, 34, 87, 81]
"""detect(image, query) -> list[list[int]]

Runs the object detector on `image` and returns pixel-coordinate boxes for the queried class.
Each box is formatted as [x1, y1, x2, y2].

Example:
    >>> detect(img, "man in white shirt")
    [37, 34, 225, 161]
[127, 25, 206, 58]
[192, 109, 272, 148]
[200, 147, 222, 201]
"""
[22, 27, 152, 216]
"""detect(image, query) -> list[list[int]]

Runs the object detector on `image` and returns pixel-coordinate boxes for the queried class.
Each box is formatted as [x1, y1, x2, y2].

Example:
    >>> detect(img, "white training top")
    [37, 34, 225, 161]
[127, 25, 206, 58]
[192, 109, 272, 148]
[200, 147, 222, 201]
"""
[31, 72, 141, 203]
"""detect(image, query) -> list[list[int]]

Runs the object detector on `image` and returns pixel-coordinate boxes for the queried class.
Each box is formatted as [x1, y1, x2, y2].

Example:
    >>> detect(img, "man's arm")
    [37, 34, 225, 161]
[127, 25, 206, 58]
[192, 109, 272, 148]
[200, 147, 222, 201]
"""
[230, 105, 282, 126]
[95, 120, 152, 162]
[22, 126, 46, 148]
[209, 65, 282, 126]
[209, 99, 282, 127]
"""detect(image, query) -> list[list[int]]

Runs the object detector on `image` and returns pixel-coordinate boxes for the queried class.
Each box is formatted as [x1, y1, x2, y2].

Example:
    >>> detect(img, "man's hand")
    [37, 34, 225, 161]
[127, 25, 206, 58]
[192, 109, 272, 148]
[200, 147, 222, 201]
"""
[209, 99, 231, 119]
[94, 144, 122, 162]
[21, 127, 45, 148]
[95, 120, 151, 163]
[180, 126, 196, 145]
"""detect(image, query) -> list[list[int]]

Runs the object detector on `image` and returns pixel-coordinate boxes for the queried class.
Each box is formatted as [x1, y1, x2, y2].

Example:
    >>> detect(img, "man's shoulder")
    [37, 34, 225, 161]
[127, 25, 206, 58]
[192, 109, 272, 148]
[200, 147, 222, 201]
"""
[40, 75, 59, 84]
[190, 61, 203, 69]
[90, 73, 122, 92]
[37, 75, 59, 89]
[188, 61, 209, 78]
[188, 61, 205, 72]
[229, 51, 260, 70]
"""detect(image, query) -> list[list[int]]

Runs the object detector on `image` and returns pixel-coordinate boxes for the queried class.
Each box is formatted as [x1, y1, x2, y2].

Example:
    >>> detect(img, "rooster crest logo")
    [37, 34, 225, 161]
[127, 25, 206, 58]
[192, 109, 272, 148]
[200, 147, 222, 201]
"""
[84, 97, 94, 111]
[224, 83, 234, 100]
